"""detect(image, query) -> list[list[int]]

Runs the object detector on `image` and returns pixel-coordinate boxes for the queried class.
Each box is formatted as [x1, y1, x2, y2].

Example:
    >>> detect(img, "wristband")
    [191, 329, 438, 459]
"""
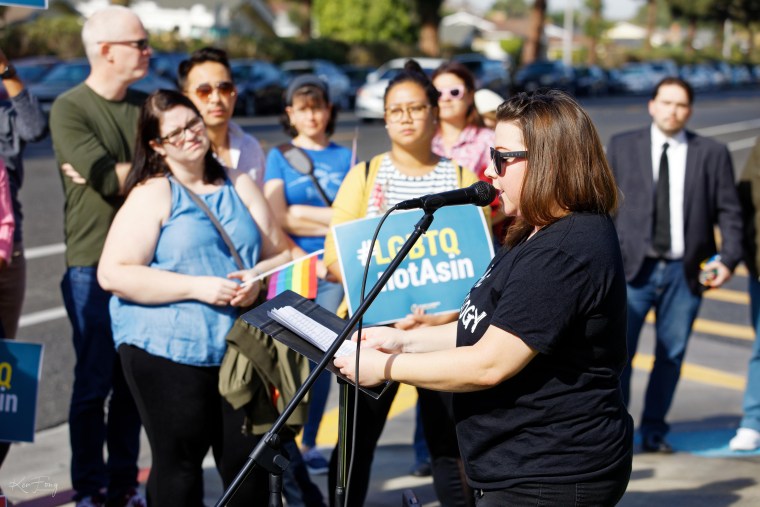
[0, 64, 16, 80]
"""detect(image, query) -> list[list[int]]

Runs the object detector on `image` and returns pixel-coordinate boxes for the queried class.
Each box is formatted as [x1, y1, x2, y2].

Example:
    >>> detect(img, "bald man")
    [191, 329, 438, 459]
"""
[49, 6, 150, 506]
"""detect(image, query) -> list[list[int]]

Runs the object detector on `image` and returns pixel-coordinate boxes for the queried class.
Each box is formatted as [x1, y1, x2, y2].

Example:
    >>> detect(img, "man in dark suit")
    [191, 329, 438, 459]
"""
[607, 77, 742, 453]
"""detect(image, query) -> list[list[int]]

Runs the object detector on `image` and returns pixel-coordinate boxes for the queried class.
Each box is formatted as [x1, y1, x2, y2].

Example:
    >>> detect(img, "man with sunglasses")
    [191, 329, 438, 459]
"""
[608, 77, 742, 455]
[178, 47, 266, 189]
[49, 5, 150, 507]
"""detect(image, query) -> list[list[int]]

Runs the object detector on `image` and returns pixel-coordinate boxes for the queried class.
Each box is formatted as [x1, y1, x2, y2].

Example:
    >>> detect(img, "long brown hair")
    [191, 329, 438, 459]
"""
[498, 90, 618, 247]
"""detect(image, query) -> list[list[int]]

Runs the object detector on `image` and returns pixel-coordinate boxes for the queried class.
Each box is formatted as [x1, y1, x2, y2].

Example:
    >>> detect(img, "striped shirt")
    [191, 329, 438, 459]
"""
[366, 154, 459, 217]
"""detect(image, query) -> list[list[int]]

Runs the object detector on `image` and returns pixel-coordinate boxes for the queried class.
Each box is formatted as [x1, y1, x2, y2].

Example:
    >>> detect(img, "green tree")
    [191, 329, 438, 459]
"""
[667, 0, 713, 55]
[489, 0, 530, 18]
[584, 0, 604, 65]
[313, 0, 415, 44]
[414, 0, 444, 56]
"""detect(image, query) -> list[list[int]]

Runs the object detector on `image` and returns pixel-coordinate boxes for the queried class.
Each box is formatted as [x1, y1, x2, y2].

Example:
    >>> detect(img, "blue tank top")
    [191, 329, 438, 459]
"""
[111, 176, 262, 366]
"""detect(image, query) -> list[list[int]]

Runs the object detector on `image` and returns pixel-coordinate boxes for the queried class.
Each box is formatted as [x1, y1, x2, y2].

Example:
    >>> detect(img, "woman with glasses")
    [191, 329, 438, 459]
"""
[97, 89, 294, 506]
[335, 90, 634, 506]
[264, 74, 352, 476]
[322, 60, 485, 507]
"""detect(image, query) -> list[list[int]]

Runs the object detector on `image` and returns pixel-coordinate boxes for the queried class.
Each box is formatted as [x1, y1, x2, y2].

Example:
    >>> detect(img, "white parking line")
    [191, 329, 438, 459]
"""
[19, 306, 67, 328]
[26, 242, 65, 259]
[696, 118, 760, 137]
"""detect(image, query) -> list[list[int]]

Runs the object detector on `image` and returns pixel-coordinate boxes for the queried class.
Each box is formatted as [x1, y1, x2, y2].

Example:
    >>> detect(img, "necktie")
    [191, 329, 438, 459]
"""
[653, 142, 670, 256]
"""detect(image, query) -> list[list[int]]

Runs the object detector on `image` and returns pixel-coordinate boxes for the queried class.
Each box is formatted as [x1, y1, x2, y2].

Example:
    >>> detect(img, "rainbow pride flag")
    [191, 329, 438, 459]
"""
[266, 254, 319, 300]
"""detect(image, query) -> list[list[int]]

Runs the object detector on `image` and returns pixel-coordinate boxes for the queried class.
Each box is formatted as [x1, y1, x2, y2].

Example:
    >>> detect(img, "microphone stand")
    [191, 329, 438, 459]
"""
[216, 210, 436, 507]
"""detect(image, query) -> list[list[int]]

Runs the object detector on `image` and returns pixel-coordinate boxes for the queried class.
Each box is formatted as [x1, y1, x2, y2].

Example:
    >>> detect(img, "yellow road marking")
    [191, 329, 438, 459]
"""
[645, 311, 754, 341]
[309, 383, 419, 447]
[632, 353, 746, 391]
[703, 288, 750, 305]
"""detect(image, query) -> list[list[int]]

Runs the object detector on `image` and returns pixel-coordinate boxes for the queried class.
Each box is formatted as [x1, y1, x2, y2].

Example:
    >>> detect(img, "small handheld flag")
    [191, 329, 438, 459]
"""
[260, 251, 322, 300]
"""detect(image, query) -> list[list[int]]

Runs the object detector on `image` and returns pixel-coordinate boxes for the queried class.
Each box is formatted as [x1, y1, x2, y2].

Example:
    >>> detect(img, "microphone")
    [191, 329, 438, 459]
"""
[395, 181, 497, 211]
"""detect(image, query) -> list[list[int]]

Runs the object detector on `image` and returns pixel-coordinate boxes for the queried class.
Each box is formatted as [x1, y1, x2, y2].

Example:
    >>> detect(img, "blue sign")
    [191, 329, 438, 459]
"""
[0, 340, 43, 443]
[332, 206, 494, 325]
[0, 0, 47, 8]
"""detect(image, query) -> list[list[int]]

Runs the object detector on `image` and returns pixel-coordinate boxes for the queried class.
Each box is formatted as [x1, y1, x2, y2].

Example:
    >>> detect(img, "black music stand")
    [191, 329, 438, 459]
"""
[215, 211, 436, 507]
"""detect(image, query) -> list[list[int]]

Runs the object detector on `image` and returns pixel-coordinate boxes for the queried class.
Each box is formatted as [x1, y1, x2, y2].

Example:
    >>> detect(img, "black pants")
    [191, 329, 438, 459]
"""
[119, 344, 269, 507]
[328, 383, 471, 507]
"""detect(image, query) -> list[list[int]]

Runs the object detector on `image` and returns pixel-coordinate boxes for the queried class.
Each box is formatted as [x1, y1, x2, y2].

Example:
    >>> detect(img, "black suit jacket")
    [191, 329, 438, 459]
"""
[607, 127, 743, 295]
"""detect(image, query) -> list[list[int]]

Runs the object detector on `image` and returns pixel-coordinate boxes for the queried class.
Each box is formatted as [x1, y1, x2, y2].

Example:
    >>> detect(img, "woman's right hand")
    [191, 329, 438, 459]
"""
[194, 276, 241, 306]
[356, 326, 407, 354]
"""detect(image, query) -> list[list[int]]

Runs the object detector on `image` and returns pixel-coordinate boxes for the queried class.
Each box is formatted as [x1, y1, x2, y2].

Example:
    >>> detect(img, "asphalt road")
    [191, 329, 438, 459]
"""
[12, 88, 760, 435]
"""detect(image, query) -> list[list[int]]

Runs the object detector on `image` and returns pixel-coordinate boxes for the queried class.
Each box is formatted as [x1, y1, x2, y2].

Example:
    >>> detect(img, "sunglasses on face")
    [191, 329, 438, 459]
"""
[437, 85, 466, 101]
[99, 39, 150, 51]
[193, 81, 236, 102]
[157, 116, 206, 146]
[490, 147, 528, 176]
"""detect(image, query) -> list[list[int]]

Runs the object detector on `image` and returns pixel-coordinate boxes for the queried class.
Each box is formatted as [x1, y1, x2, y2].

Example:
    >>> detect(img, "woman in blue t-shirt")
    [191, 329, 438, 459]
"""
[334, 90, 634, 506]
[264, 74, 352, 473]
[98, 90, 294, 506]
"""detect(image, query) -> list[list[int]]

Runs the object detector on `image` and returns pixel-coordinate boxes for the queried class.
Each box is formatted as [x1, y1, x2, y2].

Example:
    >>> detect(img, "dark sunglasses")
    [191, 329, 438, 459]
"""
[193, 81, 236, 102]
[100, 39, 150, 51]
[490, 147, 528, 176]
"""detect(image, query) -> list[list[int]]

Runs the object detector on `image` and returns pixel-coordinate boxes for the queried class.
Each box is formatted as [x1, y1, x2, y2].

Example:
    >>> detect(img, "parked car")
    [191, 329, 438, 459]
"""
[1, 56, 62, 101]
[512, 60, 576, 95]
[573, 65, 609, 97]
[355, 57, 444, 121]
[29, 59, 175, 111]
[230, 59, 286, 117]
[452, 53, 511, 97]
[150, 52, 188, 87]
[341, 64, 375, 108]
[607, 63, 657, 95]
[280, 59, 351, 110]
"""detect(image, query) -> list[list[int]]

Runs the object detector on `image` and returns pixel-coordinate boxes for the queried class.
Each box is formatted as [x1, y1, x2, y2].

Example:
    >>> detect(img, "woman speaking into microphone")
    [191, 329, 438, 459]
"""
[334, 90, 634, 506]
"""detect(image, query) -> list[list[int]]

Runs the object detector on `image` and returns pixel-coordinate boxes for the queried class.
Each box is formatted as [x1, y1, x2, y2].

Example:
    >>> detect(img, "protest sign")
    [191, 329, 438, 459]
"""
[0, 340, 43, 442]
[333, 206, 494, 325]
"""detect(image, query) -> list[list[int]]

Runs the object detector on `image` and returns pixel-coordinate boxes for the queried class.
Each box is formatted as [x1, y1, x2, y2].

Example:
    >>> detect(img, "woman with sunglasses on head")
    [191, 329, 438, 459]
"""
[322, 60, 487, 507]
[179, 47, 267, 189]
[264, 74, 352, 476]
[335, 90, 634, 506]
[97, 89, 295, 507]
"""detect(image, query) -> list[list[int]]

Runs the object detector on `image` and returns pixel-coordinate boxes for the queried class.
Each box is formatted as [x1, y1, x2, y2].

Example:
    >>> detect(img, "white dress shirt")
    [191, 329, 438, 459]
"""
[650, 124, 688, 259]
[218, 122, 267, 189]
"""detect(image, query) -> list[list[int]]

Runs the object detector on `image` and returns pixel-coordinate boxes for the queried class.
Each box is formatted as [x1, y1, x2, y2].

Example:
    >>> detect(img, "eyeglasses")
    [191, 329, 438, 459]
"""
[437, 85, 466, 101]
[193, 81, 236, 102]
[490, 147, 528, 176]
[99, 39, 150, 51]
[384, 103, 431, 123]
[157, 116, 206, 146]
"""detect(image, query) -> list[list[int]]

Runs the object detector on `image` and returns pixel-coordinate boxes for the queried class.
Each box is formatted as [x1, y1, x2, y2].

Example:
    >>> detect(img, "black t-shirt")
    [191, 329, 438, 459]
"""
[454, 212, 633, 489]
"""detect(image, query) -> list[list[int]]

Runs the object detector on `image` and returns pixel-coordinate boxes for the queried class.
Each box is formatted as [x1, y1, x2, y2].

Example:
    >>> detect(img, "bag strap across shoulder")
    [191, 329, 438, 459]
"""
[277, 143, 333, 206]
[173, 177, 246, 271]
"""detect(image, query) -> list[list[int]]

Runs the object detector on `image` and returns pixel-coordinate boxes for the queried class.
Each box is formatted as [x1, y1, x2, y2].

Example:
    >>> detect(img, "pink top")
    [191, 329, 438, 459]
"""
[0, 160, 15, 265]
[432, 125, 495, 178]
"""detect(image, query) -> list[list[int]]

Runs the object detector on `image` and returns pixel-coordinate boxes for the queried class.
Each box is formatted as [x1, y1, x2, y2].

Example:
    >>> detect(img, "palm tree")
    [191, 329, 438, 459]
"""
[521, 0, 547, 64]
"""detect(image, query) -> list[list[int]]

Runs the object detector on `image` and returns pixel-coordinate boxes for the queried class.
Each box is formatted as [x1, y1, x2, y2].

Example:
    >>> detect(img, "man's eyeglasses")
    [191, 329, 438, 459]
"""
[156, 116, 206, 146]
[490, 147, 528, 176]
[193, 81, 236, 102]
[437, 85, 466, 101]
[99, 39, 150, 51]
[385, 103, 431, 123]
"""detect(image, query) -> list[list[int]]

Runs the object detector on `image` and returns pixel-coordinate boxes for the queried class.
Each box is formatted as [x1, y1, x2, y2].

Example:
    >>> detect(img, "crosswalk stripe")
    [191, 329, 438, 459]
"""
[703, 288, 750, 305]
